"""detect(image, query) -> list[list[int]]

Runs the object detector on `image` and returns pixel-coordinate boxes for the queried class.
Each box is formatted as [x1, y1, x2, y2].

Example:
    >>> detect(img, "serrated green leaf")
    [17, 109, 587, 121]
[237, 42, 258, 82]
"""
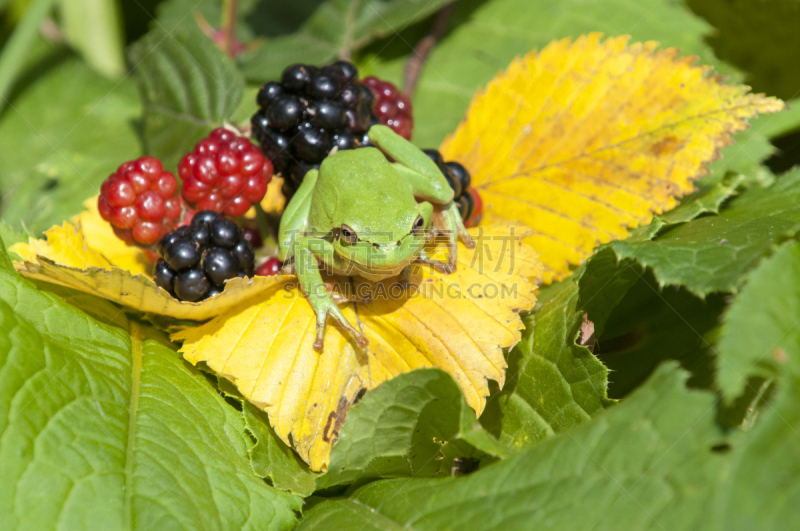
[0, 237, 300, 530]
[663, 172, 746, 225]
[316, 368, 509, 491]
[721, 373, 800, 531]
[0, 55, 140, 234]
[607, 169, 800, 297]
[239, 0, 452, 84]
[479, 279, 613, 452]
[243, 402, 318, 497]
[712, 241, 800, 528]
[359, 0, 738, 148]
[297, 364, 726, 531]
[717, 241, 800, 398]
[131, 25, 244, 171]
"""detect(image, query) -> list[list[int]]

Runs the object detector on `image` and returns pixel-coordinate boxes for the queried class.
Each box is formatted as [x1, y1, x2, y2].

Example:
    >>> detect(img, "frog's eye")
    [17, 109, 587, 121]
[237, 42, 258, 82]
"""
[412, 215, 425, 235]
[340, 224, 358, 244]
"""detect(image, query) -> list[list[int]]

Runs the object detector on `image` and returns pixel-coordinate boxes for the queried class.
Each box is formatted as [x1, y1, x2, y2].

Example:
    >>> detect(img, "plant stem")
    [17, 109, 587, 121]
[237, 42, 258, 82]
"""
[220, 0, 238, 58]
[403, 2, 454, 98]
[0, 0, 58, 113]
[339, 0, 362, 61]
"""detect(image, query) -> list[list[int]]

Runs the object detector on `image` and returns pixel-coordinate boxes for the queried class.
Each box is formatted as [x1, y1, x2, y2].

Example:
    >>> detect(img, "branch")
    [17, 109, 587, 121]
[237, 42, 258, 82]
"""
[402, 2, 454, 98]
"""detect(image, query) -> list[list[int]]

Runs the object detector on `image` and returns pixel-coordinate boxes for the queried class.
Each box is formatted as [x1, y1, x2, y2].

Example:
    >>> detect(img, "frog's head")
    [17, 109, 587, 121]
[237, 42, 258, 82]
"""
[332, 199, 433, 278]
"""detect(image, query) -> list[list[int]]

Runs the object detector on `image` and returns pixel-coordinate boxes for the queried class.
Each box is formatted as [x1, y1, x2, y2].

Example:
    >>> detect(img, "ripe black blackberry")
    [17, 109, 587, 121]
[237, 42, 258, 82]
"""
[153, 210, 256, 302]
[252, 61, 400, 193]
[422, 150, 482, 227]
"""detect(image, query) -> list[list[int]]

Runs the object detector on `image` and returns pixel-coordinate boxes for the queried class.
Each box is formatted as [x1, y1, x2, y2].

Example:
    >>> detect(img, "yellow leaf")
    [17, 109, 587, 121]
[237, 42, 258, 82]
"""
[12, 219, 295, 320]
[11, 222, 112, 270]
[173, 225, 541, 470]
[439, 33, 785, 284]
[75, 197, 150, 275]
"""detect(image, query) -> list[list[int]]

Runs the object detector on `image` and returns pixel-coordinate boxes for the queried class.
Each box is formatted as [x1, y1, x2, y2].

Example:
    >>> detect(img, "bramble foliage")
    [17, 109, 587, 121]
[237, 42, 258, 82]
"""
[0, 1, 799, 530]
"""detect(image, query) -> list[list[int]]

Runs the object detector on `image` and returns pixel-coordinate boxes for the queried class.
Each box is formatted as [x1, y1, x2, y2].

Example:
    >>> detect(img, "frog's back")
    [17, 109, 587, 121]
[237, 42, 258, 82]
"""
[316, 147, 412, 204]
[311, 147, 417, 231]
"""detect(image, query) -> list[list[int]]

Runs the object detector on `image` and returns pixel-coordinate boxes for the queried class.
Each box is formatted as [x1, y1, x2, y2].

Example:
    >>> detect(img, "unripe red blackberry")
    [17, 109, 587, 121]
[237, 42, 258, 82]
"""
[362, 76, 413, 140]
[153, 210, 256, 302]
[99, 156, 183, 246]
[257, 257, 282, 276]
[464, 187, 483, 228]
[178, 128, 272, 217]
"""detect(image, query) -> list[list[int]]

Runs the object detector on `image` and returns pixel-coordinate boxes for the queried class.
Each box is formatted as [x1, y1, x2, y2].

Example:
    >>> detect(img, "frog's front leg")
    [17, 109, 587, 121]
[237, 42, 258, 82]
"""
[278, 169, 318, 263]
[368, 125, 475, 270]
[295, 236, 368, 350]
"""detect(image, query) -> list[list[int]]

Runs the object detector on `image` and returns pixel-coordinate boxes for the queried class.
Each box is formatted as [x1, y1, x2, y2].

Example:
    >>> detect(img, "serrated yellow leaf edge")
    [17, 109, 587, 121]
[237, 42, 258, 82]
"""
[440, 33, 786, 284]
[173, 225, 541, 470]
[9, 215, 295, 320]
[12, 221, 113, 271]
[14, 256, 291, 320]
[75, 197, 151, 275]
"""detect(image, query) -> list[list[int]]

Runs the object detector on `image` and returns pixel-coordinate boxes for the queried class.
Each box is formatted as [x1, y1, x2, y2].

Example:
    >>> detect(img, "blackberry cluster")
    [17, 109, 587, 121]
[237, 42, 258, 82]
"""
[178, 128, 272, 217]
[153, 210, 256, 302]
[98, 156, 184, 246]
[362, 76, 412, 140]
[251, 62, 417, 193]
[423, 149, 483, 227]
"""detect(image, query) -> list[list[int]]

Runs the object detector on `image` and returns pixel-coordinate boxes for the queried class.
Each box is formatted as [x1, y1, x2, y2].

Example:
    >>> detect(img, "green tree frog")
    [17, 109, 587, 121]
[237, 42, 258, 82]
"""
[278, 125, 474, 349]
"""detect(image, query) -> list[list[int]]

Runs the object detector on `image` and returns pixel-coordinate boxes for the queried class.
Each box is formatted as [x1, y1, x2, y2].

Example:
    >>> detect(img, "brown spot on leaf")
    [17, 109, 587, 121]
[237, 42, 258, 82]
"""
[322, 395, 354, 445]
[774, 348, 788, 363]
[650, 135, 681, 157]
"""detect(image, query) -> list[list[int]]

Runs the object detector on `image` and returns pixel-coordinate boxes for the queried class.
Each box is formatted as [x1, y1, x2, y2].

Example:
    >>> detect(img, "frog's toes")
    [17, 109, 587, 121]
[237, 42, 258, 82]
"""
[460, 230, 476, 249]
[354, 334, 369, 349]
[416, 254, 455, 274]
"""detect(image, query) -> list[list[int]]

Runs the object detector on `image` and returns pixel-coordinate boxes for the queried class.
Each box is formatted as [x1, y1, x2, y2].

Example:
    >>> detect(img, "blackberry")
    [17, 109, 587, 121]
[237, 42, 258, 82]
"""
[419, 149, 482, 227]
[362, 76, 413, 140]
[257, 257, 283, 276]
[252, 61, 416, 194]
[178, 128, 272, 217]
[241, 226, 263, 248]
[153, 210, 256, 302]
[99, 156, 184, 247]
[464, 187, 483, 228]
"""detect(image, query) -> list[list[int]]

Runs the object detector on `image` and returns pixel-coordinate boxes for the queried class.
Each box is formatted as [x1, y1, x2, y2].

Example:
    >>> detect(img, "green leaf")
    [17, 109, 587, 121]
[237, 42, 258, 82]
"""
[687, 0, 800, 101]
[316, 368, 509, 491]
[0, 221, 29, 261]
[717, 241, 800, 398]
[131, 25, 244, 171]
[0, 238, 300, 530]
[0, 55, 140, 234]
[479, 279, 613, 452]
[243, 402, 318, 496]
[721, 373, 800, 531]
[359, 0, 739, 148]
[297, 364, 726, 531]
[662, 172, 747, 225]
[606, 169, 800, 297]
[155, 0, 321, 41]
[239, 0, 453, 83]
